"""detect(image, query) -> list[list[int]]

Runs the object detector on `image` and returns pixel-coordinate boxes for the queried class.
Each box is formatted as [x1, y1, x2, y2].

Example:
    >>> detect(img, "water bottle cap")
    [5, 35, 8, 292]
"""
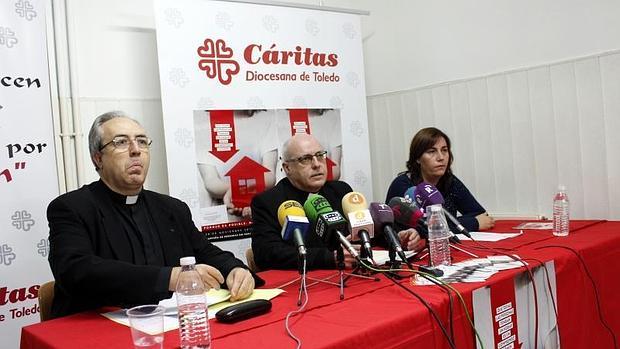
[179, 256, 196, 266]
[558, 184, 566, 192]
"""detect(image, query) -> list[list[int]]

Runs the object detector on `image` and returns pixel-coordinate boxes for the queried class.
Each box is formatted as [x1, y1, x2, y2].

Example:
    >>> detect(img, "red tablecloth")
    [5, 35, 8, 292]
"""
[21, 220, 620, 349]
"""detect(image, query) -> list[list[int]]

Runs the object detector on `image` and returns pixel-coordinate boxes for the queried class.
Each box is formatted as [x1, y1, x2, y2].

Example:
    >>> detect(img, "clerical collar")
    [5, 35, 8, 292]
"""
[98, 180, 143, 205]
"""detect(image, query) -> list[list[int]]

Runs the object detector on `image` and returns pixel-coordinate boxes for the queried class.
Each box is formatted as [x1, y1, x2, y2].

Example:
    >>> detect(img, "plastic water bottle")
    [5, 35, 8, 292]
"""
[427, 204, 451, 266]
[176, 256, 211, 349]
[553, 185, 570, 237]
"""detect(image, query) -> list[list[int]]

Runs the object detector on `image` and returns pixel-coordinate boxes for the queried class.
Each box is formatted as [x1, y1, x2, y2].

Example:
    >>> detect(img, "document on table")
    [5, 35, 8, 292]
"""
[159, 288, 231, 316]
[414, 255, 527, 285]
[512, 222, 553, 230]
[459, 231, 523, 242]
[372, 250, 417, 265]
[102, 288, 284, 330]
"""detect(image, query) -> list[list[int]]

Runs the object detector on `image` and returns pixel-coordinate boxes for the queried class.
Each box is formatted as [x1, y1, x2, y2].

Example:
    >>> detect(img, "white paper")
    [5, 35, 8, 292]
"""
[371, 250, 417, 265]
[459, 231, 523, 242]
[512, 222, 553, 230]
[102, 288, 284, 330]
[414, 256, 527, 285]
[159, 289, 231, 316]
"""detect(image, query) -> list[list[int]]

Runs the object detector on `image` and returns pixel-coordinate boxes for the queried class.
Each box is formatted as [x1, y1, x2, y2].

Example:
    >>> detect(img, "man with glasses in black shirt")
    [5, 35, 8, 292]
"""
[47, 111, 260, 318]
[251, 133, 355, 270]
[251, 131, 425, 272]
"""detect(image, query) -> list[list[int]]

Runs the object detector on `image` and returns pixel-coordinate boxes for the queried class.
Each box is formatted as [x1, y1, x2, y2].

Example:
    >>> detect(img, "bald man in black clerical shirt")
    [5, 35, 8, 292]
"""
[47, 111, 261, 319]
[251, 134, 425, 271]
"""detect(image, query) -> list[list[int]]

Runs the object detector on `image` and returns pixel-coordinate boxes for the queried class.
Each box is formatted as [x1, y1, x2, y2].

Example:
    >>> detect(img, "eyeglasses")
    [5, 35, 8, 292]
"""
[99, 136, 152, 151]
[285, 150, 328, 166]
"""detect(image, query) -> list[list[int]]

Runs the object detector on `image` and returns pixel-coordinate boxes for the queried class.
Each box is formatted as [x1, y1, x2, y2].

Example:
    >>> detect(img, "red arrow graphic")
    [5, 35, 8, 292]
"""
[288, 109, 310, 135]
[209, 110, 239, 162]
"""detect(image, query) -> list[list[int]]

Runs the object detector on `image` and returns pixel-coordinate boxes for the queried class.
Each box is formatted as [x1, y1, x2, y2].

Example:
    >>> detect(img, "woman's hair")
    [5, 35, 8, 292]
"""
[405, 127, 454, 192]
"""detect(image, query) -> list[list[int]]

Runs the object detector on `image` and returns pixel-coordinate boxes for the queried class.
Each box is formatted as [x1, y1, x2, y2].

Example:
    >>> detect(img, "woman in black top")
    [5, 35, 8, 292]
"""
[385, 127, 494, 232]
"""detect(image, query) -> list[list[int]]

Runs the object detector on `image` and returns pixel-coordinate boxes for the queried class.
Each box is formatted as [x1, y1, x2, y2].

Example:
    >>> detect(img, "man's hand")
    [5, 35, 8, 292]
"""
[224, 188, 252, 218]
[168, 264, 225, 291]
[196, 264, 225, 289]
[226, 267, 255, 302]
[397, 228, 425, 252]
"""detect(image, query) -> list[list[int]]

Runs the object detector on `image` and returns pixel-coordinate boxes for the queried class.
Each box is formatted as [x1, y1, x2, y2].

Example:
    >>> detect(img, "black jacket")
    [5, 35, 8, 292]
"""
[250, 178, 352, 270]
[47, 180, 257, 318]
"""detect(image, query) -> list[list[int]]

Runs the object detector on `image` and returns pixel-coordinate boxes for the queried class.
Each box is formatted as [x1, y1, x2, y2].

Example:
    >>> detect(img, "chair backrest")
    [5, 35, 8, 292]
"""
[245, 248, 259, 273]
[38, 280, 55, 321]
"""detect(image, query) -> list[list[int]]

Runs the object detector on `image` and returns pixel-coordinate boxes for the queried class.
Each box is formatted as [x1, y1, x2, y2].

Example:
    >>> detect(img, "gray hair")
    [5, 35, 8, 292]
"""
[281, 137, 293, 161]
[88, 111, 141, 170]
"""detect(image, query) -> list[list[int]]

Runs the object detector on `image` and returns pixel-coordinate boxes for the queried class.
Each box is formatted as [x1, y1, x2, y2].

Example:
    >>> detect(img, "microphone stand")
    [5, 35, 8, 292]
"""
[444, 220, 479, 258]
[280, 233, 379, 300]
[388, 247, 398, 269]
[378, 244, 404, 280]
[333, 246, 379, 300]
[277, 254, 342, 302]
[449, 242, 479, 258]
[355, 248, 378, 276]
[296, 254, 305, 306]
[336, 246, 345, 300]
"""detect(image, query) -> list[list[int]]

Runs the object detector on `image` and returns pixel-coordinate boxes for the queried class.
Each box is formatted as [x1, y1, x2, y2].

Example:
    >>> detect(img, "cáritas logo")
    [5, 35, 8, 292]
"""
[197, 38, 340, 85]
[197, 38, 240, 86]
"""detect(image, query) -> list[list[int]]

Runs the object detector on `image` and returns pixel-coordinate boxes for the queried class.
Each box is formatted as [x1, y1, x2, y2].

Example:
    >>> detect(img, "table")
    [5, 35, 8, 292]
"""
[21, 220, 620, 349]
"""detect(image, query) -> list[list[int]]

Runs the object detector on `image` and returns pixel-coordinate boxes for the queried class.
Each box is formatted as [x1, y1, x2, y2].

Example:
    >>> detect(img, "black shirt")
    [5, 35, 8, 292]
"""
[100, 182, 171, 296]
[250, 178, 353, 270]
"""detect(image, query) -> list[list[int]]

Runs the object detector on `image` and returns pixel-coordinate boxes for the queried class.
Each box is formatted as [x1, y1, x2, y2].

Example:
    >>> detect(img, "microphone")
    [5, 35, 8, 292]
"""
[335, 230, 360, 260]
[404, 186, 416, 203]
[368, 202, 410, 267]
[370, 202, 445, 277]
[277, 200, 309, 257]
[415, 182, 472, 239]
[303, 194, 358, 258]
[405, 187, 461, 245]
[388, 196, 425, 230]
[414, 182, 444, 209]
[341, 192, 374, 260]
[387, 196, 428, 239]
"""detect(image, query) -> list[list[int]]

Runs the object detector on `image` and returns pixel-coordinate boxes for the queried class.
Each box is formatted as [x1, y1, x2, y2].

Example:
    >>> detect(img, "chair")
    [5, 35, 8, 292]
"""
[245, 248, 259, 273]
[38, 280, 55, 321]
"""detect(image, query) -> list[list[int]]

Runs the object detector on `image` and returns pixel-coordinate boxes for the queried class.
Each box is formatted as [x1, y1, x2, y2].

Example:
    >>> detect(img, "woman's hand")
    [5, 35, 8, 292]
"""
[476, 213, 495, 230]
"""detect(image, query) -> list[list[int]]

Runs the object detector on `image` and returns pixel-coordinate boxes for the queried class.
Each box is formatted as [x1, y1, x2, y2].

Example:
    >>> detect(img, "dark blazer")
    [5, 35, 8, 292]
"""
[250, 178, 352, 270]
[47, 180, 253, 318]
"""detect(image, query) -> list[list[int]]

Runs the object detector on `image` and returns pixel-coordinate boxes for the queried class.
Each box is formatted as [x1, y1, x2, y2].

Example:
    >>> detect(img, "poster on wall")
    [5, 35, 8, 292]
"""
[0, 0, 59, 347]
[154, 0, 370, 260]
[193, 108, 341, 227]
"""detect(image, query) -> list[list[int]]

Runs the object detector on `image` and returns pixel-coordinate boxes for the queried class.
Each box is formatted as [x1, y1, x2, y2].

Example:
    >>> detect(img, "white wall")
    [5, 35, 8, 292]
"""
[356, 0, 620, 219]
[355, 0, 620, 95]
[368, 51, 620, 219]
[57, 0, 620, 218]
[63, 0, 167, 192]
